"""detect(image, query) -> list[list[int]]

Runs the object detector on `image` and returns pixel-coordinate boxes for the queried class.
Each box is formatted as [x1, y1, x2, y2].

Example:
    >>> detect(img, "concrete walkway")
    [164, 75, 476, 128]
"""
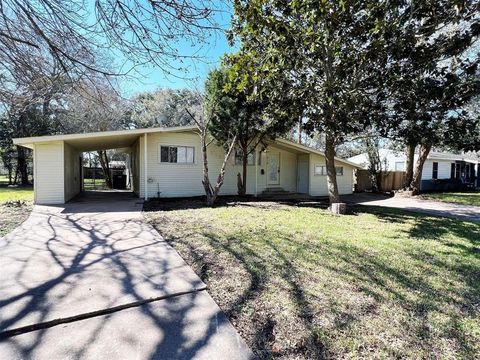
[343, 193, 480, 222]
[0, 192, 253, 359]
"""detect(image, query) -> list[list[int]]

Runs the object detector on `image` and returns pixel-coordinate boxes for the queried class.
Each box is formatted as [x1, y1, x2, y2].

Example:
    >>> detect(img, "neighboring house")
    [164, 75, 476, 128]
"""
[348, 149, 407, 171]
[348, 148, 479, 191]
[13, 126, 360, 205]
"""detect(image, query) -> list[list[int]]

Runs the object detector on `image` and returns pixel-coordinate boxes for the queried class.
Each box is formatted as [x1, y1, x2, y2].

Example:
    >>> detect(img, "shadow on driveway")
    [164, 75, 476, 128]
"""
[0, 192, 253, 359]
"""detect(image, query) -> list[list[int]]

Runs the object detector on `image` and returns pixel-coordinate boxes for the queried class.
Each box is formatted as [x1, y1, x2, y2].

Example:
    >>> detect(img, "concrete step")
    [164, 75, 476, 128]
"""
[262, 187, 288, 194]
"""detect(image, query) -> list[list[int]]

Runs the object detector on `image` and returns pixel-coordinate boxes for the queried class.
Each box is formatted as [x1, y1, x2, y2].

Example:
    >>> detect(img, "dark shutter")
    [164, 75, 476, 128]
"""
[432, 162, 438, 179]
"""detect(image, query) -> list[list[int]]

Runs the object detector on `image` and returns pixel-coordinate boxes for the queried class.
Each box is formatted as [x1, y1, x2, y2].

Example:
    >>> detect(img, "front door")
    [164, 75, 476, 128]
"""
[297, 158, 309, 193]
[267, 153, 280, 185]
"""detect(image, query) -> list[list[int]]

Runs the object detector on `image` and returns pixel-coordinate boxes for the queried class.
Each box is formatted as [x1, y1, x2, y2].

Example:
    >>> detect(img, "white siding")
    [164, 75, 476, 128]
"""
[34, 142, 65, 204]
[421, 159, 454, 180]
[309, 154, 354, 196]
[139, 132, 299, 198]
[349, 149, 407, 171]
[64, 143, 81, 202]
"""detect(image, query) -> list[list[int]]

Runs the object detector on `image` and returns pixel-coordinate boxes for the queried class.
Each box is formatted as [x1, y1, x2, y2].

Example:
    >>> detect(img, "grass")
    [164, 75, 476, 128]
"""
[0, 178, 33, 237]
[83, 178, 108, 190]
[422, 192, 480, 207]
[0, 186, 34, 202]
[145, 198, 480, 359]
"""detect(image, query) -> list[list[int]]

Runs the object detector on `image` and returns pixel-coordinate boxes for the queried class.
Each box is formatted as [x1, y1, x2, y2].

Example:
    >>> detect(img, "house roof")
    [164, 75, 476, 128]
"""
[348, 148, 479, 168]
[274, 138, 362, 168]
[13, 125, 198, 151]
[427, 151, 478, 163]
[13, 125, 360, 167]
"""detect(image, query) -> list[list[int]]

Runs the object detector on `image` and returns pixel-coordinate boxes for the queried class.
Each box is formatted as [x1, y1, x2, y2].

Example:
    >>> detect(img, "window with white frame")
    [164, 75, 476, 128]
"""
[159, 145, 194, 164]
[314, 165, 326, 176]
[315, 165, 343, 176]
[234, 148, 258, 165]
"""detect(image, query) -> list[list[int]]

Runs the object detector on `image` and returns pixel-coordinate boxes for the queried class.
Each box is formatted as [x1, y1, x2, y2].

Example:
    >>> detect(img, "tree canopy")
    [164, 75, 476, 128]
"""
[231, 0, 390, 204]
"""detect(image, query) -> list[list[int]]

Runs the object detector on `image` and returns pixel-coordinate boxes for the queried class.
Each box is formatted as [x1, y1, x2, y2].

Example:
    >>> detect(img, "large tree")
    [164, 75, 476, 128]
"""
[206, 53, 300, 196]
[185, 92, 237, 206]
[57, 81, 130, 188]
[0, 0, 221, 79]
[231, 0, 388, 206]
[0, 57, 70, 184]
[381, 1, 480, 193]
[130, 89, 201, 129]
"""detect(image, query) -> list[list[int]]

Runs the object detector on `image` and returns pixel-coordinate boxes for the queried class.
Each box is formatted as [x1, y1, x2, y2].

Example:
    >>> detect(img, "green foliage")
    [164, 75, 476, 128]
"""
[232, 0, 388, 139]
[205, 56, 295, 151]
[205, 55, 298, 194]
[231, 0, 391, 202]
[381, 1, 480, 150]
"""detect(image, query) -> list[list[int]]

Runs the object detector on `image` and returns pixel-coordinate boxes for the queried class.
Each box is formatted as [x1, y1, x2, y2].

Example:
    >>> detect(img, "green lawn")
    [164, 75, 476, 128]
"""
[0, 186, 34, 202]
[146, 199, 480, 359]
[422, 192, 480, 207]
[0, 184, 33, 237]
[83, 178, 108, 190]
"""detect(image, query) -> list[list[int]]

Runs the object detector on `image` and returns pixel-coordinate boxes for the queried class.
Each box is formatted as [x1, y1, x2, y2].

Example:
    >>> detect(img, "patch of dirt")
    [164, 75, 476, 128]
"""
[0, 201, 32, 237]
[143, 195, 329, 212]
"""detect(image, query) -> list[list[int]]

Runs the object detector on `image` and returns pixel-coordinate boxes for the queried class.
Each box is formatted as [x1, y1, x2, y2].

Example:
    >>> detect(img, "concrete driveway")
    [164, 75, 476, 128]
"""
[343, 193, 480, 222]
[0, 192, 253, 359]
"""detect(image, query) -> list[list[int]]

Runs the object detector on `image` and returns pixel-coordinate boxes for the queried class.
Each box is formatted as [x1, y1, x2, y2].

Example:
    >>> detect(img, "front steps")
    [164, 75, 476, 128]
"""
[259, 187, 310, 200]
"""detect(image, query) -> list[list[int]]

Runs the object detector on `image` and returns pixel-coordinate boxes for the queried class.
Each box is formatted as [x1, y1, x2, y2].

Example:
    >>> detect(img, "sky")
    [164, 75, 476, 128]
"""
[111, 2, 237, 97]
[118, 33, 235, 97]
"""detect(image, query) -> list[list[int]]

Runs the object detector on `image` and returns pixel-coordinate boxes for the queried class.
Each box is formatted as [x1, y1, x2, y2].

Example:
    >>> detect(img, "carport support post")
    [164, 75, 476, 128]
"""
[144, 133, 148, 201]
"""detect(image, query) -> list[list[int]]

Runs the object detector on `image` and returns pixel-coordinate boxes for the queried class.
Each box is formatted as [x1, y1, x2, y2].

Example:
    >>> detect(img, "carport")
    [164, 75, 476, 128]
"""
[13, 128, 160, 205]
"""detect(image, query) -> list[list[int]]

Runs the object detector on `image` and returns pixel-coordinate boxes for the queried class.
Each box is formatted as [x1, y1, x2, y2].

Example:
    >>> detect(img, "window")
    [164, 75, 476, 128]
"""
[450, 163, 455, 179]
[395, 162, 405, 171]
[315, 165, 343, 176]
[234, 148, 257, 166]
[314, 165, 326, 176]
[432, 162, 438, 180]
[160, 146, 194, 164]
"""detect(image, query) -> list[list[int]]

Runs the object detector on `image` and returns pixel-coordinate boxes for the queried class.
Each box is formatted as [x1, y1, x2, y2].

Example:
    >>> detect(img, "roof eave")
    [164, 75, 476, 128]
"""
[12, 125, 198, 147]
[274, 138, 362, 168]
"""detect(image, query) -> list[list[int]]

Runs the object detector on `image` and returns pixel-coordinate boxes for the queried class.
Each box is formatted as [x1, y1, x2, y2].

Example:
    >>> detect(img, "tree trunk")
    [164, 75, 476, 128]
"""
[210, 140, 237, 204]
[237, 145, 248, 196]
[200, 130, 214, 204]
[324, 133, 340, 204]
[200, 131, 237, 206]
[8, 167, 13, 185]
[298, 117, 302, 144]
[97, 150, 112, 188]
[411, 144, 432, 195]
[14, 165, 18, 185]
[404, 143, 415, 189]
[16, 146, 29, 185]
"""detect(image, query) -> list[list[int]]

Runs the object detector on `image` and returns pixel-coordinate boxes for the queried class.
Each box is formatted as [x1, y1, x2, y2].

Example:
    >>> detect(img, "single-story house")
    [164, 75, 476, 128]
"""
[13, 125, 360, 205]
[348, 148, 479, 191]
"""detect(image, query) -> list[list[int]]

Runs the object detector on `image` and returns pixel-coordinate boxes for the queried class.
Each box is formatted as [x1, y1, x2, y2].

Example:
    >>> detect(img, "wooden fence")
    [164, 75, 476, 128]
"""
[355, 170, 405, 192]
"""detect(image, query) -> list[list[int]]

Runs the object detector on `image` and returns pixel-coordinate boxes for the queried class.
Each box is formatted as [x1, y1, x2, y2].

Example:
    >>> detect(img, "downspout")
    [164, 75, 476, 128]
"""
[144, 133, 148, 201]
